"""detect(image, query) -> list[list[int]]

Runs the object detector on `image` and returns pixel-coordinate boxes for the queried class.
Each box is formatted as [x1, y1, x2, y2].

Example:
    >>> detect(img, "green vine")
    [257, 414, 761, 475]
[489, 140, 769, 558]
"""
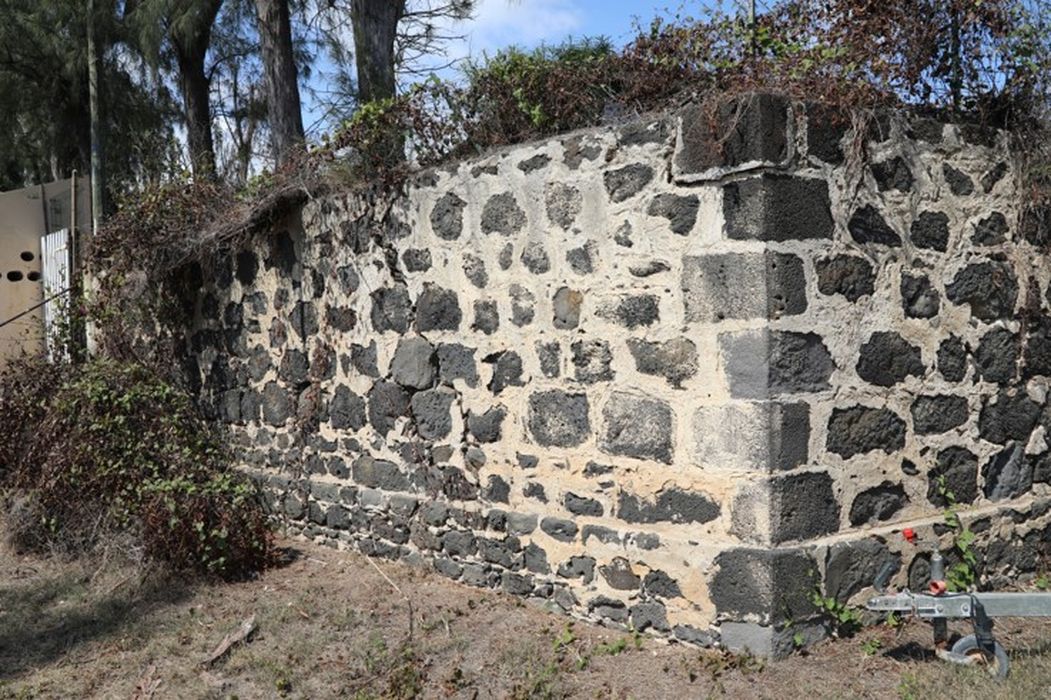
[937, 475, 979, 592]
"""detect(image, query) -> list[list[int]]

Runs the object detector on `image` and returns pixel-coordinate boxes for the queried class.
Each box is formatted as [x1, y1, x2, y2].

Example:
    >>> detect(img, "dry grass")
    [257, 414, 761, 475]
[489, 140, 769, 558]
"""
[3, 536, 1051, 699]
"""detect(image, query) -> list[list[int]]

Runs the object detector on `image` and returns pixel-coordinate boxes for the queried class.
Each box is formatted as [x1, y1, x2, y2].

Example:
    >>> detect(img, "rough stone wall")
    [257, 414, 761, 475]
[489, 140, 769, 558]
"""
[185, 94, 1051, 656]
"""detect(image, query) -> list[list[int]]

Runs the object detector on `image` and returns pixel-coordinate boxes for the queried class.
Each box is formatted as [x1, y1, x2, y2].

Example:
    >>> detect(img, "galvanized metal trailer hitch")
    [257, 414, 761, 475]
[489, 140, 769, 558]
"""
[865, 530, 1051, 679]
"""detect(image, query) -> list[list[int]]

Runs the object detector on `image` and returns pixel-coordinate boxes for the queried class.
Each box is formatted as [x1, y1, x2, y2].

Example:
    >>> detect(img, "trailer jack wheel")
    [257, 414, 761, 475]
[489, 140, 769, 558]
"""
[950, 635, 1010, 679]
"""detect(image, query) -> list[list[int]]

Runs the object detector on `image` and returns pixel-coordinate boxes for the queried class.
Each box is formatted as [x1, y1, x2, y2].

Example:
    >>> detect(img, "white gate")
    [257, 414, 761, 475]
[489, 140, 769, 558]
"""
[40, 227, 70, 361]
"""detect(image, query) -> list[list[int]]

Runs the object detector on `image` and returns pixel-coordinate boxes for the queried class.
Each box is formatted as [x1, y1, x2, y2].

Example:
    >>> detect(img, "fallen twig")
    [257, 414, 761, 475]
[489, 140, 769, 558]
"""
[201, 615, 257, 667]
[364, 556, 415, 642]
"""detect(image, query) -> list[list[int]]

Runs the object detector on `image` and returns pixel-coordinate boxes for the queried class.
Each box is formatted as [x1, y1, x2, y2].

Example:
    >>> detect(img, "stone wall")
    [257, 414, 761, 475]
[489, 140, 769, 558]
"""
[184, 94, 1051, 656]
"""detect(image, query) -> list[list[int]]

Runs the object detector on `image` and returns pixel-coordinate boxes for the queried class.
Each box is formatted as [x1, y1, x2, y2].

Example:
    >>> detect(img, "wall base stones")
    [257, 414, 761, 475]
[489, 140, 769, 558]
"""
[185, 93, 1051, 656]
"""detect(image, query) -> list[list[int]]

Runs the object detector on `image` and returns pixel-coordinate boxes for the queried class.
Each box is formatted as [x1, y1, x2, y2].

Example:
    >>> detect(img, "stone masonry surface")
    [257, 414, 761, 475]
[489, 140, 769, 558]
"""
[184, 94, 1051, 656]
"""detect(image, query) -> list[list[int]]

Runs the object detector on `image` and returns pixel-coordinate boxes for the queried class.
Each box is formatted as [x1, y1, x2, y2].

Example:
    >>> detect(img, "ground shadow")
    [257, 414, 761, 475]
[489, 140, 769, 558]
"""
[0, 568, 194, 680]
[883, 640, 938, 663]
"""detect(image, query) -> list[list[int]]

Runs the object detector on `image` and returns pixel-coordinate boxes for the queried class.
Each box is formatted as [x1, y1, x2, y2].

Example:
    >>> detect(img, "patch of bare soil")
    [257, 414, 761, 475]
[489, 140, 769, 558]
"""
[2, 537, 1051, 699]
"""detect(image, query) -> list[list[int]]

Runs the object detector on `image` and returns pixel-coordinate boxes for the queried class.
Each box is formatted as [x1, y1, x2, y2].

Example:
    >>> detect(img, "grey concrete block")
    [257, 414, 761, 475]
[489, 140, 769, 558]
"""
[682, 252, 806, 323]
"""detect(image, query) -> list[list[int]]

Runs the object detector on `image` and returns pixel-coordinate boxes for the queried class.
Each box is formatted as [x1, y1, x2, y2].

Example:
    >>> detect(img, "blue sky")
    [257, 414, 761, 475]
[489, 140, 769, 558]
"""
[301, 0, 715, 134]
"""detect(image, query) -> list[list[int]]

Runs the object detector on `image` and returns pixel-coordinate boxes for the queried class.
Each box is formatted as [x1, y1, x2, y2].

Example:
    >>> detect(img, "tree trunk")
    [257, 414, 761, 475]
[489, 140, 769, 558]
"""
[254, 0, 304, 166]
[350, 0, 405, 104]
[87, 0, 105, 226]
[170, 0, 223, 178]
[176, 50, 217, 176]
[949, 3, 962, 112]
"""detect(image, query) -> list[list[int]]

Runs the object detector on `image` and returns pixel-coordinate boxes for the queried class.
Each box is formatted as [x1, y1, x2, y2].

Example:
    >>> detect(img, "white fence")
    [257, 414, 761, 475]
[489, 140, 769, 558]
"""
[40, 227, 70, 362]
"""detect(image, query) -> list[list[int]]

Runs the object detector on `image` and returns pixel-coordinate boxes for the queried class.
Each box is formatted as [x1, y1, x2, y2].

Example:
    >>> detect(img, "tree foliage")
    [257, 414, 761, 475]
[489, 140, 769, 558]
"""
[0, 0, 179, 194]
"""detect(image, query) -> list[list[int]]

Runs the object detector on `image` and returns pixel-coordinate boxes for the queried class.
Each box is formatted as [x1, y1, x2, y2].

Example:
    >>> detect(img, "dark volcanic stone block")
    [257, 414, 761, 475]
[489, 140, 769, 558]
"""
[627, 337, 698, 389]
[975, 328, 1018, 384]
[603, 163, 654, 202]
[682, 251, 807, 322]
[471, 300, 499, 335]
[1022, 205, 1051, 246]
[978, 390, 1041, 445]
[437, 343, 478, 387]
[510, 285, 535, 327]
[517, 154, 550, 173]
[546, 182, 582, 229]
[911, 394, 969, 434]
[848, 482, 907, 526]
[900, 274, 940, 319]
[599, 557, 641, 590]
[391, 336, 437, 390]
[946, 260, 1018, 321]
[480, 192, 526, 236]
[528, 390, 590, 447]
[848, 204, 901, 246]
[571, 339, 614, 384]
[329, 386, 366, 431]
[723, 174, 833, 241]
[410, 388, 455, 440]
[827, 405, 907, 458]
[617, 488, 720, 525]
[520, 241, 550, 274]
[643, 570, 683, 599]
[540, 517, 578, 542]
[1025, 319, 1051, 378]
[825, 539, 898, 603]
[564, 492, 603, 517]
[943, 163, 974, 195]
[710, 548, 817, 624]
[982, 443, 1032, 501]
[928, 446, 979, 506]
[402, 248, 432, 272]
[431, 192, 466, 240]
[536, 341, 561, 378]
[485, 350, 523, 395]
[416, 283, 462, 331]
[677, 93, 789, 174]
[856, 331, 925, 387]
[910, 211, 950, 251]
[235, 250, 258, 286]
[806, 102, 849, 164]
[600, 392, 674, 463]
[468, 406, 505, 443]
[367, 380, 410, 435]
[721, 330, 835, 398]
[816, 255, 875, 302]
[647, 193, 699, 235]
[972, 212, 1009, 245]
[599, 294, 660, 329]
[871, 157, 913, 192]
[769, 471, 840, 543]
[937, 336, 969, 382]
[463, 254, 488, 288]
[982, 162, 1008, 192]
[352, 456, 410, 492]
[371, 285, 413, 333]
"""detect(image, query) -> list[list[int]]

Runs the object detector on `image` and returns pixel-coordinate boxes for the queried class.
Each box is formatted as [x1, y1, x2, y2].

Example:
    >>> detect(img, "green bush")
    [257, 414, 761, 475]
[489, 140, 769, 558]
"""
[0, 356, 272, 579]
[461, 38, 619, 143]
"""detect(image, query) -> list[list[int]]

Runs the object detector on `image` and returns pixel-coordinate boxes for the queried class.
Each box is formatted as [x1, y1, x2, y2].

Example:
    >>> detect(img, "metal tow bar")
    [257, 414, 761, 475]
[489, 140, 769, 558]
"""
[865, 529, 1051, 679]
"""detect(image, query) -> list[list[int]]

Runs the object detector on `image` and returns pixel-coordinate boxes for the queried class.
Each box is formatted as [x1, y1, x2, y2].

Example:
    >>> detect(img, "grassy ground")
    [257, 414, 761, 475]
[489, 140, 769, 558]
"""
[3, 537, 1051, 699]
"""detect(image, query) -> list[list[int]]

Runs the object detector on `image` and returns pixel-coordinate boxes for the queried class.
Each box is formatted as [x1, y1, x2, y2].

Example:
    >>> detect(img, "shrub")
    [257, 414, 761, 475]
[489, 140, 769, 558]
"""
[0, 356, 273, 579]
[460, 38, 620, 144]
